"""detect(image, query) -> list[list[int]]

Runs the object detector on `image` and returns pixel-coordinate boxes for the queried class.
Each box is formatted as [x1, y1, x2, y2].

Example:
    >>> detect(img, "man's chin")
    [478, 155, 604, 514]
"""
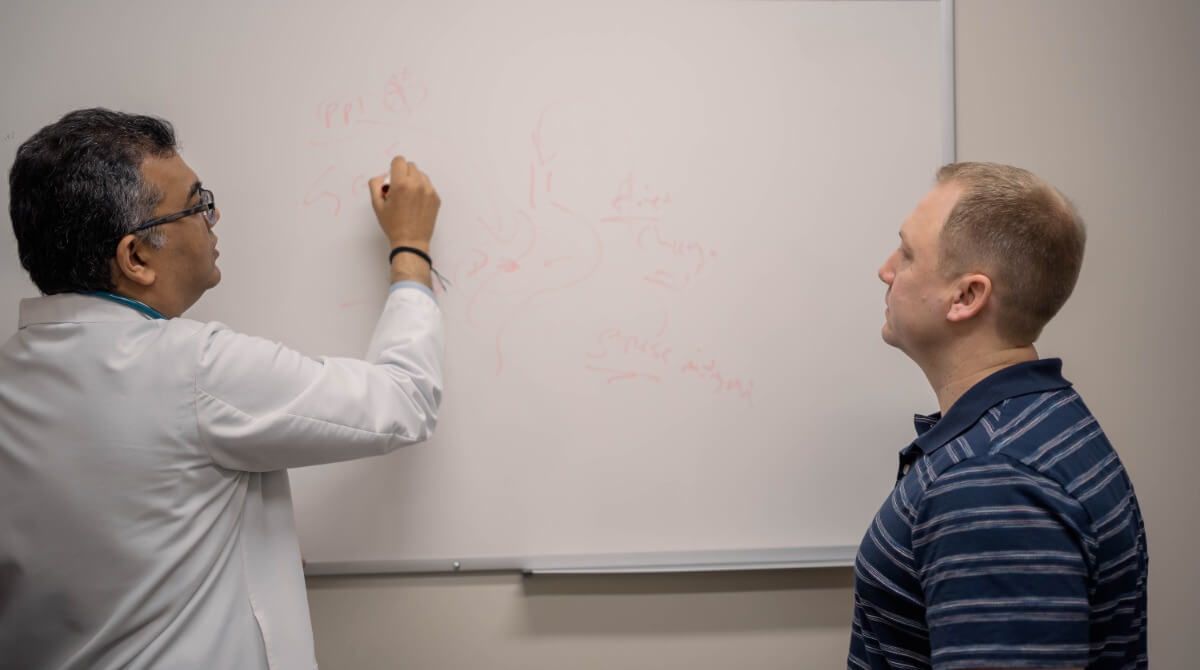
[881, 324, 899, 348]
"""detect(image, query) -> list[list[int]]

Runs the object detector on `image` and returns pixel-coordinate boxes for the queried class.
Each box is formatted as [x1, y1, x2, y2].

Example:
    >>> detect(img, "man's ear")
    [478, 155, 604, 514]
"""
[112, 234, 157, 287]
[946, 272, 992, 323]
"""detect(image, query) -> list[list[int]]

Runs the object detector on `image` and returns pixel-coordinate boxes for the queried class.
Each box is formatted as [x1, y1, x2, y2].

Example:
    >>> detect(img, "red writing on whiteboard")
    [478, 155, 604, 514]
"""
[637, 224, 717, 290]
[597, 173, 718, 290]
[527, 107, 574, 214]
[310, 69, 430, 139]
[585, 327, 753, 401]
[586, 328, 673, 365]
[382, 68, 429, 115]
[303, 165, 342, 217]
[447, 106, 604, 374]
[602, 172, 671, 224]
[302, 166, 376, 218]
[680, 357, 754, 400]
[583, 366, 663, 384]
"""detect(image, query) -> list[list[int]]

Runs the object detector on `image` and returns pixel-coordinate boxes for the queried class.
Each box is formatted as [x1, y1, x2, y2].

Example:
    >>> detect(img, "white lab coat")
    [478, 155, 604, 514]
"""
[0, 286, 443, 669]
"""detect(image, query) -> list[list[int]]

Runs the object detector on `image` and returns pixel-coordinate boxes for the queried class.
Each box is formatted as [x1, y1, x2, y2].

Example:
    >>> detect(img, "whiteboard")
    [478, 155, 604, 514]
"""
[0, 0, 944, 572]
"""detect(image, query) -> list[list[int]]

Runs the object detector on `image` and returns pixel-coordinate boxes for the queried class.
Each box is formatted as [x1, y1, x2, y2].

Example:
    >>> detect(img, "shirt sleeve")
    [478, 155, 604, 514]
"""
[193, 286, 443, 472]
[389, 280, 434, 300]
[912, 455, 1093, 670]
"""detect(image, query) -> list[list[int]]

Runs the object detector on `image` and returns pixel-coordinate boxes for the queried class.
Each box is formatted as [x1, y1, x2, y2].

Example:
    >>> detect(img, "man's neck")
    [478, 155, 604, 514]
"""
[107, 282, 184, 319]
[921, 344, 1039, 415]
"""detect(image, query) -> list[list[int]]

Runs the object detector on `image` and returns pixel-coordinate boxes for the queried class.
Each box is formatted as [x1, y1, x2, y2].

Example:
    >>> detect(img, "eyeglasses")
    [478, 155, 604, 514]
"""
[132, 187, 218, 234]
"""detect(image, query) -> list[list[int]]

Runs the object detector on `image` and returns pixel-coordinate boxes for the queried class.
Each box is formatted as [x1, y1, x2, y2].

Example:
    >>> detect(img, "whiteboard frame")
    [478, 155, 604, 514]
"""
[303, 0, 956, 578]
[304, 545, 859, 576]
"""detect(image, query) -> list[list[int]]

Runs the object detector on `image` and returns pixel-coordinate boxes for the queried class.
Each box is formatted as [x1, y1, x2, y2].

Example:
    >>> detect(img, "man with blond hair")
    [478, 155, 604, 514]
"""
[848, 163, 1148, 669]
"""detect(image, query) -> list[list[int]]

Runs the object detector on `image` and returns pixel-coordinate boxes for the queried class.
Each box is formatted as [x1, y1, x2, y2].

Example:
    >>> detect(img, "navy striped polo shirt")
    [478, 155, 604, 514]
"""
[848, 359, 1148, 669]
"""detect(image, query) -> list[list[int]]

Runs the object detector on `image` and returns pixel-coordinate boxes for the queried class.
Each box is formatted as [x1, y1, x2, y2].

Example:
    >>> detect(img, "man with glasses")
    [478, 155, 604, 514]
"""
[0, 108, 444, 669]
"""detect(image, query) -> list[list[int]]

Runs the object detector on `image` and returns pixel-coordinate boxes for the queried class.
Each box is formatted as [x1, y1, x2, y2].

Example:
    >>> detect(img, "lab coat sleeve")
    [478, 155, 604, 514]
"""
[193, 286, 444, 472]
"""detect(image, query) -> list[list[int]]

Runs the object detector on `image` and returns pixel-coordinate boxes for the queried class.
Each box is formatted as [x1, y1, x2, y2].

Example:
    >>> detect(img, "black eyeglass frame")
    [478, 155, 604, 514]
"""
[131, 187, 217, 234]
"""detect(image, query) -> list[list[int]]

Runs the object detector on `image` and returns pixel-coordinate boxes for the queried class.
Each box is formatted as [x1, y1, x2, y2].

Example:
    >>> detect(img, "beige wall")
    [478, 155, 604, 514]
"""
[307, 1, 1200, 667]
[955, 2, 1200, 667]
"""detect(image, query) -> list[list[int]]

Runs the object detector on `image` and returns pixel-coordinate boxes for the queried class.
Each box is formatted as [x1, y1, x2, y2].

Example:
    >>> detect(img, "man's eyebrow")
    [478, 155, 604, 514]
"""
[187, 181, 203, 200]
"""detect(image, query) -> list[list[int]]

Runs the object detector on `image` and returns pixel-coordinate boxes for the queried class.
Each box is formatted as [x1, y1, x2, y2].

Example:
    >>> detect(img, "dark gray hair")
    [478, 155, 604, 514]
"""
[9, 107, 178, 294]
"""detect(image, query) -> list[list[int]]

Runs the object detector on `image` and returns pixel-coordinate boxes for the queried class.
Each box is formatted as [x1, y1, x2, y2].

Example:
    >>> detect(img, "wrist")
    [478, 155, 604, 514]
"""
[390, 256, 432, 287]
[388, 245, 433, 289]
[387, 239, 430, 253]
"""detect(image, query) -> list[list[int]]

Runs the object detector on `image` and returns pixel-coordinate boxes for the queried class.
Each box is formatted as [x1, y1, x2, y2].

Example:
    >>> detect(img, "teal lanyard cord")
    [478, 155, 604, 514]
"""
[84, 291, 167, 320]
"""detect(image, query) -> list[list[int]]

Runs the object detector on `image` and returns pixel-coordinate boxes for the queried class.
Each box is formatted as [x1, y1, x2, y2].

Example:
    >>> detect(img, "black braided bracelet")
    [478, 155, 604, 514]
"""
[388, 245, 452, 291]
[389, 245, 432, 266]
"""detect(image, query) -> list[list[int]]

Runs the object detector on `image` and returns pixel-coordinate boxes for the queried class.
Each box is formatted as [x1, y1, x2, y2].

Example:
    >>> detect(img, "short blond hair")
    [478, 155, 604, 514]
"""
[936, 162, 1086, 344]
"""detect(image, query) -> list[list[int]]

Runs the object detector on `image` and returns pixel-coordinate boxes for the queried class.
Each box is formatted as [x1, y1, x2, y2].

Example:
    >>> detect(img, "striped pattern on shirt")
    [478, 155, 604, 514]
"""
[848, 359, 1148, 670]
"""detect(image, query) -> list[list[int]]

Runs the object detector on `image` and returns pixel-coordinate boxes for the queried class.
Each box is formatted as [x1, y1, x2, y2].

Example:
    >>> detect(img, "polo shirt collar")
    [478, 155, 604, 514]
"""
[910, 358, 1074, 455]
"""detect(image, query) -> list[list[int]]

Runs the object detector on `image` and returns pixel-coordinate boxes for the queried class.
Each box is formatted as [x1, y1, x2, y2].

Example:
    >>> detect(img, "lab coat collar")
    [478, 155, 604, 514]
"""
[18, 293, 160, 328]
